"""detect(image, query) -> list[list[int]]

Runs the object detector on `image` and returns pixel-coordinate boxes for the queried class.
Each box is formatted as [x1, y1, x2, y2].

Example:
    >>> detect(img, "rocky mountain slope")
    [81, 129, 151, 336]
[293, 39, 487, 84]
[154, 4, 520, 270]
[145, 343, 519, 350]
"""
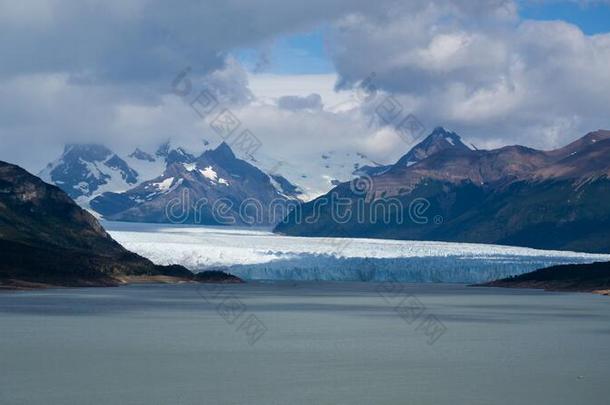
[482, 261, 610, 294]
[41, 141, 303, 226]
[275, 128, 610, 253]
[0, 160, 204, 288]
[39, 144, 165, 205]
[91, 143, 302, 226]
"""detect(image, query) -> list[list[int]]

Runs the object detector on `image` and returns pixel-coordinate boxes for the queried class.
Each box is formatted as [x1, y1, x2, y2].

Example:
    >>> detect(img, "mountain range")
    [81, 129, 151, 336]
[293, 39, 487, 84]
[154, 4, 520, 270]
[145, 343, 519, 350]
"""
[275, 127, 610, 253]
[37, 127, 610, 253]
[40, 138, 398, 206]
[0, 160, 244, 288]
[41, 141, 303, 226]
[39, 144, 164, 205]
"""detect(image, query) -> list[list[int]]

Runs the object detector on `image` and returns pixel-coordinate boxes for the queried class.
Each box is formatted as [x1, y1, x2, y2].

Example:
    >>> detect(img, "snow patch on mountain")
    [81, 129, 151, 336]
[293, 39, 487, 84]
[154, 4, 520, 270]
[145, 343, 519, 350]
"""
[39, 145, 141, 205]
[201, 166, 218, 182]
[183, 163, 197, 172]
[124, 153, 165, 183]
[245, 148, 387, 201]
[40, 143, 188, 209]
[153, 177, 175, 191]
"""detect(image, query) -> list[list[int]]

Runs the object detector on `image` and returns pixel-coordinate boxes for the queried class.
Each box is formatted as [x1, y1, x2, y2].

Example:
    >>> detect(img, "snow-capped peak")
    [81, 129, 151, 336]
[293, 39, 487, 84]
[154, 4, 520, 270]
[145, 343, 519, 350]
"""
[40, 144, 168, 208]
[395, 127, 470, 167]
[38, 144, 138, 201]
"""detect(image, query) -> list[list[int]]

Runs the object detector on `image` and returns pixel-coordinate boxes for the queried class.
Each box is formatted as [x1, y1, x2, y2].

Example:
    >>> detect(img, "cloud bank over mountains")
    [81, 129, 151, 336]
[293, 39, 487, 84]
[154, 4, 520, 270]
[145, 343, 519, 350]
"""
[1, 0, 609, 174]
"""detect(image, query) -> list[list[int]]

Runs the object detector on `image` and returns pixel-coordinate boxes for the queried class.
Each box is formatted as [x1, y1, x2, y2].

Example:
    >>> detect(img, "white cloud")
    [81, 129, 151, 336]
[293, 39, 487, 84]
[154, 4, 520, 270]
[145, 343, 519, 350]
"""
[328, 1, 610, 149]
[277, 94, 323, 111]
[248, 73, 342, 105]
[1, 0, 609, 179]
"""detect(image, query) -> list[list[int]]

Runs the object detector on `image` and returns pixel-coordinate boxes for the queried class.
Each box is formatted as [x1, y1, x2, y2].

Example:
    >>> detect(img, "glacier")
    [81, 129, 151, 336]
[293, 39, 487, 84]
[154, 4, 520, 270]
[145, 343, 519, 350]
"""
[105, 221, 610, 283]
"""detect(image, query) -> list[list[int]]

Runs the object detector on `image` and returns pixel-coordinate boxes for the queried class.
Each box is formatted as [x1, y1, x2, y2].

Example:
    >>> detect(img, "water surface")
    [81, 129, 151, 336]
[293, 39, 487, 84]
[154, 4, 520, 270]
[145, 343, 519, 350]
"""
[1, 283, 609, 404]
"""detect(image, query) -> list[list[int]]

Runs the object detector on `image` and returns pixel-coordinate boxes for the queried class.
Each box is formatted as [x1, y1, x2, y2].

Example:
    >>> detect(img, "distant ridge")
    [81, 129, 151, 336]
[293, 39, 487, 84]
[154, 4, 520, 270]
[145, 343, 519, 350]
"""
[41, 140, 303, 226]
[91, 142, 302, 226]
[276, 128, 610, 253]
[481, 261, 610, 294]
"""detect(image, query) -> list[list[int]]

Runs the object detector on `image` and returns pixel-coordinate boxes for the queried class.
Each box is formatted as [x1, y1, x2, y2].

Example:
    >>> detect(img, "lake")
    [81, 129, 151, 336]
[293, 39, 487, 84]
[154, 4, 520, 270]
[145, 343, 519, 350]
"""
[1, 282, 609, 404]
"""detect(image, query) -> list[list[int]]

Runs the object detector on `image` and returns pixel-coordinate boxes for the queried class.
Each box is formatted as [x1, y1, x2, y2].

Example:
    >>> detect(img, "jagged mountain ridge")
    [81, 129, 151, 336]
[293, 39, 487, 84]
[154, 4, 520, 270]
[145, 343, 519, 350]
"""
[40, 136, 404, 208]
[39, 144, 139, 201]
[41, 140, 304, 224]
[39, 144, 166, 205]
[275, 128, 610, 253]
[353, 128, 471, 179]
[395, 127, 471, 167]
[91, 142, 302, 226]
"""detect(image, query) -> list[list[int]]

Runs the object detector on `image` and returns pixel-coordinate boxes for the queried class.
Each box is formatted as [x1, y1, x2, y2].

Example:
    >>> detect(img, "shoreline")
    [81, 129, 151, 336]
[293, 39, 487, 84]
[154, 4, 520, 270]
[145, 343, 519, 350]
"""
[478, 281, 610, 296]
[0, 276, 195, 292]
[3, 278, 608, 296]
[0, 273, 243, 292]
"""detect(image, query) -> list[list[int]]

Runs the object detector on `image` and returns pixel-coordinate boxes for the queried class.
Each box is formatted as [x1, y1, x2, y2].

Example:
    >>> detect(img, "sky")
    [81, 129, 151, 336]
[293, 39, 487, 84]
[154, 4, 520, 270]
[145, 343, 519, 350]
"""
[1, 0, 610, 177]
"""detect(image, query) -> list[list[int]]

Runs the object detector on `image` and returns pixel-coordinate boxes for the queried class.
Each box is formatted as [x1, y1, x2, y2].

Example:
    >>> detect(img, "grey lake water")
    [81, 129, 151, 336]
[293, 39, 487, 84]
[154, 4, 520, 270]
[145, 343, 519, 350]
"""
[1, 282, 609, 405]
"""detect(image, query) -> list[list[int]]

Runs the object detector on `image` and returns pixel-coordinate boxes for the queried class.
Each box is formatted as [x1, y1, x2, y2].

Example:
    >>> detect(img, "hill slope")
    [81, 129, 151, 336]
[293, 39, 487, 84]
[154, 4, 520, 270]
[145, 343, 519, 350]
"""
[91, 143, 302, 226]
[482, 261, 610, 294]
[275, 129, 610, 253]
[0, 161, 196, 288]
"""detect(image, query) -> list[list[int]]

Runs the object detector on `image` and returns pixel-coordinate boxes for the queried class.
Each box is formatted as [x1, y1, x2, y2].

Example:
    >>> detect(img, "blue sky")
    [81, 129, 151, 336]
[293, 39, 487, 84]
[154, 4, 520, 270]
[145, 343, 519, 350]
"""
[519, 1, 610, 35]
[238, 1, 610, 75]
[237, 26, 334, 75]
